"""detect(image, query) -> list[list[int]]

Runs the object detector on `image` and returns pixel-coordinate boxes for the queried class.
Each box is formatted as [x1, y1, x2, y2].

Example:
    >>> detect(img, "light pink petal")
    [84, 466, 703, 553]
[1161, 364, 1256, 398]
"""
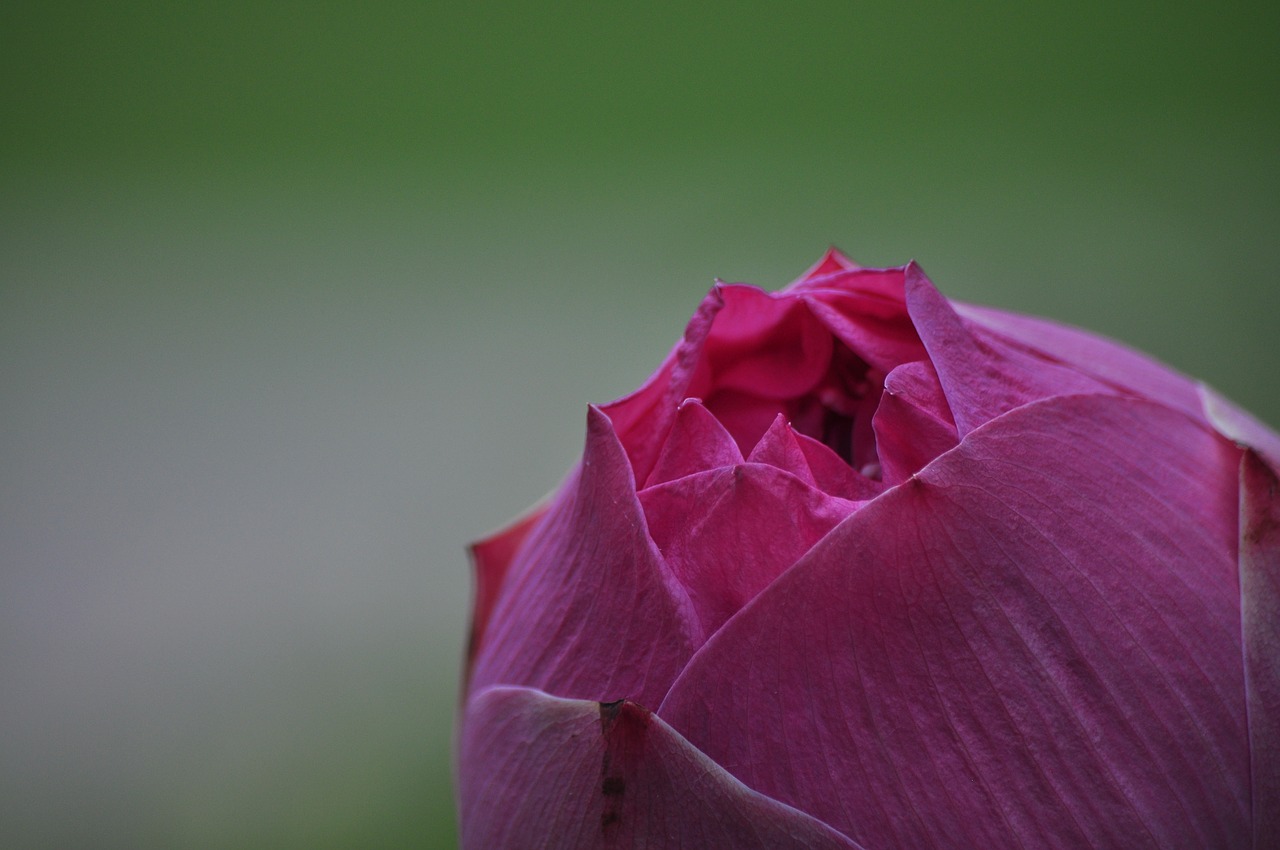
[906, 264, 1111, 434]
[640, 462, 858, 635]
[873, 359, 959, 485]
[1201, 383, 1280, 470]
[469, 406, 701, 710]
[643, 398, 744, 489]
[603, 286, 724, 484]
[1240, 450, 1280, 848]
[466, 502, 550, 680]
[956, 302, 1205, 422]
[747, 415, 818, 486]
[458, 686, 862, 850]
[660, 395, 1248, 849]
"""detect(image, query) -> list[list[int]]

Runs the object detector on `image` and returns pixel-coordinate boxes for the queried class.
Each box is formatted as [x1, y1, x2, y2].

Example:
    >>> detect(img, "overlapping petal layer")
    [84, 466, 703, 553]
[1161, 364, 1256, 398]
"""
[955, 302, 1205, 422]
[640, 460, 859, 635]
[459, 686, 862, 849]
[659, 395, 1248, 849]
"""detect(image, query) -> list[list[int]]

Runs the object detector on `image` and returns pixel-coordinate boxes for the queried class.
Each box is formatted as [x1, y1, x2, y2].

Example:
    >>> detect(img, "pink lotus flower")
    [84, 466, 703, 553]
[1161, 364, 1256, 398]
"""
[457, 250, 1280, 849]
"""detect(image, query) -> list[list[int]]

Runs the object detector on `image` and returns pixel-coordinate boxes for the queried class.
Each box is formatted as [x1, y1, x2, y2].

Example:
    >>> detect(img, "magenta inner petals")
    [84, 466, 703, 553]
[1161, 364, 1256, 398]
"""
[606, 263, 977, 497]
[644, 399, 743, 489]
[747, 415, 820, 486]
[641, 462, 858, 635]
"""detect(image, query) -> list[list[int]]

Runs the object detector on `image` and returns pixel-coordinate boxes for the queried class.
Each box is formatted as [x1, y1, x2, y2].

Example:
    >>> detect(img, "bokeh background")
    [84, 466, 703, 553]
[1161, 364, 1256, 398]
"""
[2, 2, 1276, 847]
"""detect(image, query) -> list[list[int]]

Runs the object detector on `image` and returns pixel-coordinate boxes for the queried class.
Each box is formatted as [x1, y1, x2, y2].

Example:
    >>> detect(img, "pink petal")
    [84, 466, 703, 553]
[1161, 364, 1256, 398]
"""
[905, 264, 1111, 435]
[793, 430, 886, 501]
[873, 359, 959, 485]
[956, 302, 1205, 422]
[703, 285, 834, 400]
[747, 415, 818, 486]
[640, 462, 858, 635]
[468, 406, 700, 710]
[659, 395, 1248, 849]
[466, 502, 550, 681]
[1240, 450, 1280, 847]
[796, 265, 912, 304]
[643, 398, 743, 489]
[458, 686, 862, 849]
[802, 287, 926, 373]
[701, 387, 799, 457]
[787, 246, 862, 287]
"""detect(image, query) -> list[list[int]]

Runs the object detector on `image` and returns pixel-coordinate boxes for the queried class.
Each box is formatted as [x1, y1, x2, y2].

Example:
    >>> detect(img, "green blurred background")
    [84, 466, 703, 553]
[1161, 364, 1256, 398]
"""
[1, 2, 1276, 847]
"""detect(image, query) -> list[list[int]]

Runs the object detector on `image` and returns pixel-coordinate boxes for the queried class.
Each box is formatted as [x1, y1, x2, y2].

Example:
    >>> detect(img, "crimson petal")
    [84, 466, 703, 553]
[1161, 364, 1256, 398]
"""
[466, 503, 550, 680]
[458, 686, 862, 849]
[659, 395, 1248, 849]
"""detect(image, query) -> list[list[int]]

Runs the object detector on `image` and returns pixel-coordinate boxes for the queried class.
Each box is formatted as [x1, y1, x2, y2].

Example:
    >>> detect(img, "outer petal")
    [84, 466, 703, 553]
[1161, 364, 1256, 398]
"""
[1240, 450, 1280, 849]
[660, 395, 1248, 849]
[906, 264, 1110, 434]
[956, 302, 1205, 422]
[469, 406, 701, 710]
[640, 461, 858, 635]
[458, 686, 862, 850]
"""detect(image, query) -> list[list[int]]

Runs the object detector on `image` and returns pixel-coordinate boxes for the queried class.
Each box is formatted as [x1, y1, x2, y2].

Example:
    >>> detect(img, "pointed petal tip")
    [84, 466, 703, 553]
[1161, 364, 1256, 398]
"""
[787, 247, 863, 290]
[902, 259, 935, 293]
